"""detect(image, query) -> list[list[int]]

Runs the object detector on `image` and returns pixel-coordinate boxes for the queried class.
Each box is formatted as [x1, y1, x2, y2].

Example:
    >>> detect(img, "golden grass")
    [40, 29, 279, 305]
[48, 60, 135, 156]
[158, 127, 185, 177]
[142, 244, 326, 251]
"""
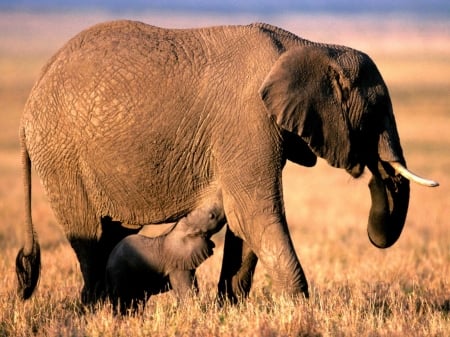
[0, 11, 449, 337]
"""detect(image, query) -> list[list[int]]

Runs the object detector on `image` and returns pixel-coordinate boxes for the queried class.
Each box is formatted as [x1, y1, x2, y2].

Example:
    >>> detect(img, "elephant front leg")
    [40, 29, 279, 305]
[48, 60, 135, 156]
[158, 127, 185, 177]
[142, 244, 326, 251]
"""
[226, 210, 309, 300]
[258, 221, 309, 299]
[169, 269, 199, 298]
[217, 226, 258, 304]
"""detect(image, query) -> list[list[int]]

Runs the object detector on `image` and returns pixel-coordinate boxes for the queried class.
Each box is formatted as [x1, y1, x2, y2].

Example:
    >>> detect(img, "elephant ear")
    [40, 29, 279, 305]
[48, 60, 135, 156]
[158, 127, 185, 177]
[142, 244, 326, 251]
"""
[164, 223, 213, 271]
[165, 235, 213, 270]
[259, 46, 353, 169]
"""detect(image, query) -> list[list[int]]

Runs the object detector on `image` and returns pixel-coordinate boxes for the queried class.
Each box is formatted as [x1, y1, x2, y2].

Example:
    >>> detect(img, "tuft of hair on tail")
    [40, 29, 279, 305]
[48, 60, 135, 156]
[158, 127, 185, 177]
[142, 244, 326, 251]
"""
[16, 235, 41, 300]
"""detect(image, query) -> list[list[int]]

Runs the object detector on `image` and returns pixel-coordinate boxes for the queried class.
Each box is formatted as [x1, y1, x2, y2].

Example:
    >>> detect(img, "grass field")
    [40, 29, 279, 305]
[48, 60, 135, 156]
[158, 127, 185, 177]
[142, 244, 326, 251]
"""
[0, 11, 449, 336]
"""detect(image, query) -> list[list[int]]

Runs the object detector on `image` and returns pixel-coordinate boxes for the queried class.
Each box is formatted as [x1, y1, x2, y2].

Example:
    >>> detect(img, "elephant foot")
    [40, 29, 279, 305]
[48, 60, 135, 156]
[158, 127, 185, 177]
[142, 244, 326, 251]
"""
[216, 287, 241, 307]
[81, 281, 107, 306]
[217, 256, 259, 306]
[266, 261, 310, 300]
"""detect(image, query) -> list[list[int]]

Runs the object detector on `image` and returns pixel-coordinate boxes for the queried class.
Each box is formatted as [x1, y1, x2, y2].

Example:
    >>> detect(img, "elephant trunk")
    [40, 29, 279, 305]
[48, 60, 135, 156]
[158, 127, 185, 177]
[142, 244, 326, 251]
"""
[367, 160, 410, 248]
[367, 157, 440, 249]
[367, 104, 439, 248]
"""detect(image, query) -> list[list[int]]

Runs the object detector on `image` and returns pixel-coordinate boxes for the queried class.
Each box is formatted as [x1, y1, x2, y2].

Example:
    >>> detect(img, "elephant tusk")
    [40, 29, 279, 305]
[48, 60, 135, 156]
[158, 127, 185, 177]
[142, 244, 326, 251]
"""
[389, 162, 439, 187]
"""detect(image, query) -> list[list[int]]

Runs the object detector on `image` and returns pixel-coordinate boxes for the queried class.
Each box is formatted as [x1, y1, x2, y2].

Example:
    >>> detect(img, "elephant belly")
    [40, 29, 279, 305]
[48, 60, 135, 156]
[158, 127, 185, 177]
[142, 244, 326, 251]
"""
[83, 151, 218, 225]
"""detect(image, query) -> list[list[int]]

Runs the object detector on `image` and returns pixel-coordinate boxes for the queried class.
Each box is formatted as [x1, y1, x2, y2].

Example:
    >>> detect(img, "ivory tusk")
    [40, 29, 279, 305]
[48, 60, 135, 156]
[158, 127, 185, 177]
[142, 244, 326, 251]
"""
[389, 162, 439, 187]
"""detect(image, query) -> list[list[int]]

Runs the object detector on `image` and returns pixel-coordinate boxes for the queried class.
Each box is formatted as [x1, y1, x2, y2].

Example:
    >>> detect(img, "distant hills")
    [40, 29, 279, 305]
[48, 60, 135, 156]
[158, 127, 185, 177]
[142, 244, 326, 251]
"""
[1, 0, 449, 16]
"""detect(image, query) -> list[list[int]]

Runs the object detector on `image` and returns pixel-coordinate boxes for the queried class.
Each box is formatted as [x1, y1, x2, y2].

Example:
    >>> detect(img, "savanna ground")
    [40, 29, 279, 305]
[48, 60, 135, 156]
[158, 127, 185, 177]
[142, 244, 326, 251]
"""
[0, 11, 449, 337]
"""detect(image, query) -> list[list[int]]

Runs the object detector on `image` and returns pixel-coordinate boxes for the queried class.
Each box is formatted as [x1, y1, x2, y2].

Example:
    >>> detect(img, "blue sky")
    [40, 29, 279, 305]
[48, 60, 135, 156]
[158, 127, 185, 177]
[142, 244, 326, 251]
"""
[1, 0, 448, 16]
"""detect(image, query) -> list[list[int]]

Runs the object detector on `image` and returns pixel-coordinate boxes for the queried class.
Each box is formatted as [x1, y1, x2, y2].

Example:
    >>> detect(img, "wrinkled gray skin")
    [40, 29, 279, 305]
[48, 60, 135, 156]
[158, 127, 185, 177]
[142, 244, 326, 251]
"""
[17, 21, 416, 304]
[106, 200, 226, 314]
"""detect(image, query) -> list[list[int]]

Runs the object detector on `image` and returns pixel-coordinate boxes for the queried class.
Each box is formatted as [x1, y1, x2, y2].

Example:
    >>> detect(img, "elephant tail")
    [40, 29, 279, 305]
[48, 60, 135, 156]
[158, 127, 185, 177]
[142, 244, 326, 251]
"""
[16, 128, 41, 300]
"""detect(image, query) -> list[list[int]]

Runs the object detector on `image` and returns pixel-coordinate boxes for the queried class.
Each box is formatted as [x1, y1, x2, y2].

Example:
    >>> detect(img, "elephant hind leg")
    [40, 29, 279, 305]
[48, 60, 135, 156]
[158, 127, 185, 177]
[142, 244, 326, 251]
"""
[69, 217, 141, 305]
[67, 214, 108, 304]
[40, 169, 127, 304]
[69, 236, 105, 305]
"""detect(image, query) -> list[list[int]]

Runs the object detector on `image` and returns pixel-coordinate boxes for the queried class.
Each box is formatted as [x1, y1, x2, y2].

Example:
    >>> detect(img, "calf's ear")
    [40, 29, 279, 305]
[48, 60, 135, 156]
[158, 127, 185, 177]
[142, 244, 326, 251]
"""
[164, 234, 212, 270]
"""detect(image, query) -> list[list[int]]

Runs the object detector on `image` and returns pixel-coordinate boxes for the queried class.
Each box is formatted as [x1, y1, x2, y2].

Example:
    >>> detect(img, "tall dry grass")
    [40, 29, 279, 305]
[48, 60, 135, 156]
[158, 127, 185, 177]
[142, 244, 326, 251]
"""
[0, 11, 449, 336]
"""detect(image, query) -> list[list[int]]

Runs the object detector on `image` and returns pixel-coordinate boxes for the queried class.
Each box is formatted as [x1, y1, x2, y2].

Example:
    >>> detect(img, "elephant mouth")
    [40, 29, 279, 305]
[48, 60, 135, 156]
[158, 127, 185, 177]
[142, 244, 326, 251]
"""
[207, 239, 216, 255]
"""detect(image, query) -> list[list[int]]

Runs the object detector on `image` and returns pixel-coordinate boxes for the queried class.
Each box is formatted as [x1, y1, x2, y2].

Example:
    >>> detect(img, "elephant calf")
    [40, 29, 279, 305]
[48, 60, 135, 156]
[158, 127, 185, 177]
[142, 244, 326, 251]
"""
[105, 201, 226, 314]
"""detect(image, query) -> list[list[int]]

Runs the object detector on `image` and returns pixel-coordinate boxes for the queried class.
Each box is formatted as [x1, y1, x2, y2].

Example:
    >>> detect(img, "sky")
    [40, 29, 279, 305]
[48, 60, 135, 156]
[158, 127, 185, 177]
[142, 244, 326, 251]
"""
[1, 0, 448, 16]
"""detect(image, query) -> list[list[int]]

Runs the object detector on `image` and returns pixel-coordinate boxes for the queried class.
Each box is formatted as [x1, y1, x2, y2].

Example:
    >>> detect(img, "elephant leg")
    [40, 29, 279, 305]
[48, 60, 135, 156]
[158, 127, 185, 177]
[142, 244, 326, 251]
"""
[69, 236, 105, 305]
[71, 217, 140, 305]
[169, 269, 198, 298]
[226, 210, 309, 299]
[254, 215, 309, 298]
[217, 227, 258, 304]
[98, 216, 141, 277]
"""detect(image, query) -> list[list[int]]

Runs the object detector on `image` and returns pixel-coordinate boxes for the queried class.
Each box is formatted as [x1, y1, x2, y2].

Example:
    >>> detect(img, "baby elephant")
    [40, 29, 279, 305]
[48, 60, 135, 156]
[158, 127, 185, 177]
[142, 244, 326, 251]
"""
[105, 200, 226, 314]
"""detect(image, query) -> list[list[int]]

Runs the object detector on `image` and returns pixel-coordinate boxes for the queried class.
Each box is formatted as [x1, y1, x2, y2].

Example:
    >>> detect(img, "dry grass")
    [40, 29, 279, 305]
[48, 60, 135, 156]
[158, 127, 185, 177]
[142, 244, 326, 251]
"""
[0, 11, 449, 337]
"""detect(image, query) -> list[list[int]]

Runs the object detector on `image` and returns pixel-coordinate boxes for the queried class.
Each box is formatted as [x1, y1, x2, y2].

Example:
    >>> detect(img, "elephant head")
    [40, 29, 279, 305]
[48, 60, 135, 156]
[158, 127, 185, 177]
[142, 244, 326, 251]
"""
[163, 197, 226, 269]
[260, 46, 438, 248]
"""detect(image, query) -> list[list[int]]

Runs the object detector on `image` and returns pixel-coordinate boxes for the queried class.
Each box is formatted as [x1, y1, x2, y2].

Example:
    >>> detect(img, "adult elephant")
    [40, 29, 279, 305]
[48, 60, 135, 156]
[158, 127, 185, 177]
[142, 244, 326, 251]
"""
[16, 21, 438, 304]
